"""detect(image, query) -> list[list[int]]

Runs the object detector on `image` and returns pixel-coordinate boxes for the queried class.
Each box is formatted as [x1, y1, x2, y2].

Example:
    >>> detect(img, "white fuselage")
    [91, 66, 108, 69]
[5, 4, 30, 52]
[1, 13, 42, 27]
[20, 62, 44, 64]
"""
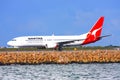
[7, 33, 87, 48]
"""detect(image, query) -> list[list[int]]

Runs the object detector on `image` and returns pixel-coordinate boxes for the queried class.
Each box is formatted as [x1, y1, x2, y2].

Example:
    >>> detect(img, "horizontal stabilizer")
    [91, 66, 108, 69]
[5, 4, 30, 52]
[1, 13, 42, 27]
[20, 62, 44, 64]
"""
[99, 34, 111, 39]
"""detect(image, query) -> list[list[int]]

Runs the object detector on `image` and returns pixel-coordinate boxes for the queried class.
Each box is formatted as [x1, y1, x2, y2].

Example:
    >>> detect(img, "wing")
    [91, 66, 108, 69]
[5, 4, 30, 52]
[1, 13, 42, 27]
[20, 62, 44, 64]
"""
[57, 39, 85, 45]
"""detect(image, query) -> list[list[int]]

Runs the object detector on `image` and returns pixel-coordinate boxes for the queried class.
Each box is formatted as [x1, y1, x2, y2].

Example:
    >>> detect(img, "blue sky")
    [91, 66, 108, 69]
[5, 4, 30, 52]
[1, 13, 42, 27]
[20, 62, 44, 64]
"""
[0, 0, 120, 47]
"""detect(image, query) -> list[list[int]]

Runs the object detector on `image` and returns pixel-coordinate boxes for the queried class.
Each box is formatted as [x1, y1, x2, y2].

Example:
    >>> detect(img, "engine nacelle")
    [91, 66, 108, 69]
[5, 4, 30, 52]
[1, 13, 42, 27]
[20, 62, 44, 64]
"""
[45, 43, 57, 48]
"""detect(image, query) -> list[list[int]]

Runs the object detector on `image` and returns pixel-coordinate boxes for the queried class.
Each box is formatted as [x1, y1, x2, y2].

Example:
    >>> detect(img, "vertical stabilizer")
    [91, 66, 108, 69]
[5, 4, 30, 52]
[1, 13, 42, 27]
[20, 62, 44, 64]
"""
[82, 16, 104, 44]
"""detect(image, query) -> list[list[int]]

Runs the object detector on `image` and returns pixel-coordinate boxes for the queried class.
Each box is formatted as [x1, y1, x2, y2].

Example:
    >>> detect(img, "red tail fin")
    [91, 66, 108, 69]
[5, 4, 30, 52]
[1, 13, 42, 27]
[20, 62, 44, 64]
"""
[82, 16, 104, 45]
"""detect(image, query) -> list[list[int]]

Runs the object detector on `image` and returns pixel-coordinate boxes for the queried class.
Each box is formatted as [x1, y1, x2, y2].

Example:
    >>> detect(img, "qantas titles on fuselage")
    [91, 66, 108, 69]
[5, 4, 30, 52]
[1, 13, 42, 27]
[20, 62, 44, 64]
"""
[7, 16, 110, 50]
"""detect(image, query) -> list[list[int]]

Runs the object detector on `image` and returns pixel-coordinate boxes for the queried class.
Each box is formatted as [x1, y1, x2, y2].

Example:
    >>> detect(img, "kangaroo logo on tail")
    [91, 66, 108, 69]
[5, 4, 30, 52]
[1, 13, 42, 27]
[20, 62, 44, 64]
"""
[82, 16, 104, 44]
[91, 27, 102, 40]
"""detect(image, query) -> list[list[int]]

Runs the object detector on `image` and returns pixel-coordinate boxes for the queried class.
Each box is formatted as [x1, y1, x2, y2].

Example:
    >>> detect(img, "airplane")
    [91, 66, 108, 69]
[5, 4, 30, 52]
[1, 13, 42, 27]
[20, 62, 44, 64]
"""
[7, 16, 111, 51]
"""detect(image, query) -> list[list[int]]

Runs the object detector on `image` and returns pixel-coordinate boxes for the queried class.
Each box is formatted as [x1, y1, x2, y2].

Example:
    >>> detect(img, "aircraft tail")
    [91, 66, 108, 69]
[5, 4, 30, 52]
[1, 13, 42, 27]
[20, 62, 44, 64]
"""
[82, 16, 104, 44]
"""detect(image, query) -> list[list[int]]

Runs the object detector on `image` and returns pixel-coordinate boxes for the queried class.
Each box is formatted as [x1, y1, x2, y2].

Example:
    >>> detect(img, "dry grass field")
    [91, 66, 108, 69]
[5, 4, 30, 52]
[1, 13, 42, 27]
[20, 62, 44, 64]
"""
[0, 50, 120, 64]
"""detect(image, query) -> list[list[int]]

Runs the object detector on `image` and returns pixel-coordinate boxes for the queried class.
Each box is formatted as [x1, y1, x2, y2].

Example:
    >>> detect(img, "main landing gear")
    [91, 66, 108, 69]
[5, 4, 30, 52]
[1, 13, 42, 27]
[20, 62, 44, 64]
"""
[54, 44, 63, 51]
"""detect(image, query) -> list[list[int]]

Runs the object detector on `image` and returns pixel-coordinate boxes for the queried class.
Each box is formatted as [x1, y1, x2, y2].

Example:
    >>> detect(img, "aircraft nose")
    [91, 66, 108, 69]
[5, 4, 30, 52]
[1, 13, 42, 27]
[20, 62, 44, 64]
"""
[7, 41, 12, 46]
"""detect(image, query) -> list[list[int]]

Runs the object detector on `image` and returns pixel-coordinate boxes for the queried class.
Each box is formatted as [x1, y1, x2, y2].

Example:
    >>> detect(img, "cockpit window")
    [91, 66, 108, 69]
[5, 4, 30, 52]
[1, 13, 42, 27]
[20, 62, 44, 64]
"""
[11, 39, 16, 41]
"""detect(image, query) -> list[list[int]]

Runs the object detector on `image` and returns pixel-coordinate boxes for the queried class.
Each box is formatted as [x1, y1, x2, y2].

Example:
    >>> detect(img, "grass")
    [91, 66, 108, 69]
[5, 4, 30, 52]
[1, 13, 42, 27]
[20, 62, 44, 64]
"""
[0, 46, 115, 51]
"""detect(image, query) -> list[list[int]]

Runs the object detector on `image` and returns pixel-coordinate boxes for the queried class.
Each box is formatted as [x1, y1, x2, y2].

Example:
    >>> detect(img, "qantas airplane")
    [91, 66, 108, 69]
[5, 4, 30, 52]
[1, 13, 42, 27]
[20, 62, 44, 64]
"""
[7, 16, 110, 51]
